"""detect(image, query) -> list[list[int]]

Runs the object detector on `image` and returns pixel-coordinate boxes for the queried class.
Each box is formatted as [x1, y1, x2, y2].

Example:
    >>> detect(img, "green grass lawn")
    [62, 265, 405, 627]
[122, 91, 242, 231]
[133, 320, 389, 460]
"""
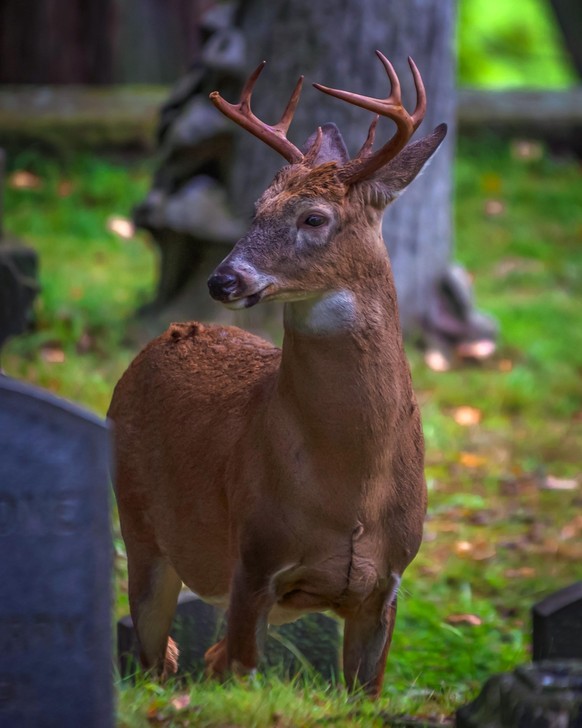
[3, 136, 582, 726]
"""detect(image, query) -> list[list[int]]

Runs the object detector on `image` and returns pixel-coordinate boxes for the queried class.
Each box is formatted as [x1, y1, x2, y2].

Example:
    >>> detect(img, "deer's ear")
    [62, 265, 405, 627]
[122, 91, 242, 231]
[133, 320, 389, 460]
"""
[372, 123, 447, 202]
[301, 122, 350, 165]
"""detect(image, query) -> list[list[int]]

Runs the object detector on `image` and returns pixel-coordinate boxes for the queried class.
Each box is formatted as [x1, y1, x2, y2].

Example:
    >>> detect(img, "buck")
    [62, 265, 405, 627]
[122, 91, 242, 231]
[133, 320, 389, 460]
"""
[109, 51, 446, 697]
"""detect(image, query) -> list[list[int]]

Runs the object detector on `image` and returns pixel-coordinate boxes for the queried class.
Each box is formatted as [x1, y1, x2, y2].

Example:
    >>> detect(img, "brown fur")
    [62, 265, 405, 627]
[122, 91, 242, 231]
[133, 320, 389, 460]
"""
[109, 123, 444, 697]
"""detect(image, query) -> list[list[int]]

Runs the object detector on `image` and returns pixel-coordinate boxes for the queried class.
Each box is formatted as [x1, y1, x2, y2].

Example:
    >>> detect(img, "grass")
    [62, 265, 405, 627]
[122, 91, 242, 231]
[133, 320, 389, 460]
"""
[3, 136, 582, 725]
[458, 0, 577, 87]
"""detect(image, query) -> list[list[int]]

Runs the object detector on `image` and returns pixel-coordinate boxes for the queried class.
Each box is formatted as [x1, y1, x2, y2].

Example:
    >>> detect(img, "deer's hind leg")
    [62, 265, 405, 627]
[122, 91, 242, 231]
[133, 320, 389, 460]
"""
[126, 540, 182, 679]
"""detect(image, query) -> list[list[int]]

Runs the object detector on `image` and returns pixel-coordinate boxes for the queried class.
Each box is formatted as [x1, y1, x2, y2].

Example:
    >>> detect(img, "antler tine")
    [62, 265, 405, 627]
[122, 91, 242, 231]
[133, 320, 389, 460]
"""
[313, 51, 427, 184]
[407, 56, 427, 130]
[210, 61, 305, 164]
[274, 75, 304, 134]
[356, 115, 379, 159]
[375, 51, 401, 105]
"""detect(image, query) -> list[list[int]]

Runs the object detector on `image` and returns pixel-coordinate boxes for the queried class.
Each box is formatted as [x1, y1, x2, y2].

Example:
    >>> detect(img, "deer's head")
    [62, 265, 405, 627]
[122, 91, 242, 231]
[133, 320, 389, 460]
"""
[207, 53, 446, 309]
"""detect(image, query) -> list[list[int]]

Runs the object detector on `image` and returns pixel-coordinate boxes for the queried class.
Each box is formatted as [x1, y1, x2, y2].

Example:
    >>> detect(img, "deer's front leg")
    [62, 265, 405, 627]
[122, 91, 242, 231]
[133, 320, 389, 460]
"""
[224, 562, 273, 675]
[343, 588, 398, 698]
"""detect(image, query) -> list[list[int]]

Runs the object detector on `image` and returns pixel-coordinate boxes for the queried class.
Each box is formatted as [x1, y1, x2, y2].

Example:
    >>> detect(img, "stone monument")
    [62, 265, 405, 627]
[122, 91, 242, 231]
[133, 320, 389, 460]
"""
[0, 376, 112, 728]
[118, 589, 340, 682]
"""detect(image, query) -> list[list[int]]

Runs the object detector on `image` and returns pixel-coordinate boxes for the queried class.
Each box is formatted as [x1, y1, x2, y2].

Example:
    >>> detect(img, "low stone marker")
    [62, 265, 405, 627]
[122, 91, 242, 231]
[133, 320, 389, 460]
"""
[0, 376, 112, 728]
[457, 660, 582, 728]
[457, 582, 582, 727]
[532, 582, 582, 661]
[118, 590, 340, 681]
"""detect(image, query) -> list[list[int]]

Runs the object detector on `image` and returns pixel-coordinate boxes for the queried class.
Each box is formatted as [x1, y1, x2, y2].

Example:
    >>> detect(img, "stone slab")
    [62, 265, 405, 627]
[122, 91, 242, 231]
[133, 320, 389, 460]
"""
[118, 590, 340, 682]
[533, 582, 582, 661]
[0, 376, 112, 728]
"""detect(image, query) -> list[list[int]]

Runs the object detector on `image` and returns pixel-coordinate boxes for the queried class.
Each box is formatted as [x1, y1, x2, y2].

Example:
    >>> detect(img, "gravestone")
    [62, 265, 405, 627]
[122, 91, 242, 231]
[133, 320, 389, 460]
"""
[533, 582, 582, 661]
[118, 589, 340, 682]
[456, 660, 582, 727]
[0, 376, 112, 728]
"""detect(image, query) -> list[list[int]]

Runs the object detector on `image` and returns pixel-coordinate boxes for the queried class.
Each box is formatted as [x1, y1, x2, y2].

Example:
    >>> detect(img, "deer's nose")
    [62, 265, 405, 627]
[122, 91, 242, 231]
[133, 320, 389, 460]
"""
[208, 267, 241, 301]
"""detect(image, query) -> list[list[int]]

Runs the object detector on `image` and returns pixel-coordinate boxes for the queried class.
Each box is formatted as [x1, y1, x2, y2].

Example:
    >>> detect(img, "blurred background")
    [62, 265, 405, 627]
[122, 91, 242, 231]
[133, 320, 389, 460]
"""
[1, 0, 581, 724]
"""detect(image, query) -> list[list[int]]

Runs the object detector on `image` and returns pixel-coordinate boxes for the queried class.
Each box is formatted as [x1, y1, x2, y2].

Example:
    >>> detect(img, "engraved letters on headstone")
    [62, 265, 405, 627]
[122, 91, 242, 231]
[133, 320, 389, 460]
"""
[0, 377, 112, 728]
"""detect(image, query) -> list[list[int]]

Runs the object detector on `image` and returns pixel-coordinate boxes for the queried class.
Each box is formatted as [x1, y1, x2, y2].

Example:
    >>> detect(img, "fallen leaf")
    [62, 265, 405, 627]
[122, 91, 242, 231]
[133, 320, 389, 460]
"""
[504, 567, 536, 578]
[425, 349, 450, 372]
[456, 339, 496, 360]
[57, 180, 74, 197]
[459, 452, 487, 468]
[454, 539, 496, 560]
[560, 515, 582, 540]
[107, 215, 135, 239]
[455, 540, 473, 555]
[171, 694, 190, 711]
[40, 345, 65, 363]
[9, 170, 42, 189]
[542, 475, 578, 491]
[146, 699, 167, 723]
[446, 613, 482, 626]
[434, 520, 460, 533]
[484, 199, 505, 217]
[511, 139, 543, 161]
[453, 406, 482, 426]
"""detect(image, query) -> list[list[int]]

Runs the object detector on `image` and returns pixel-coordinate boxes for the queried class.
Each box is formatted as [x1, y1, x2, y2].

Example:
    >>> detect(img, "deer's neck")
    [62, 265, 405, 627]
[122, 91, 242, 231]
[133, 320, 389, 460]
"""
[274, 258, 412, 478]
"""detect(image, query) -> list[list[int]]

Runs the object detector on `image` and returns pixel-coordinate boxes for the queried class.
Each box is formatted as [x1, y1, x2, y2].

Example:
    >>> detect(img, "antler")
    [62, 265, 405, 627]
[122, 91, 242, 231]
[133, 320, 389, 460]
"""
[313, 51, 427, 184]
[209, 61, 305, 164]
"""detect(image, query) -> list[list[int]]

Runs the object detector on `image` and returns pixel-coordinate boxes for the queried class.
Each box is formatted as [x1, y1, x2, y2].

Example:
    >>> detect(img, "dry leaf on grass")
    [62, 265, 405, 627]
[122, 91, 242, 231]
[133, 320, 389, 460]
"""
[446, 613, 482, 626]
[511, 139, 543, 161]
[107, 215, 135, 239]
[57, 180, 74, 197]
[542, 475, 578, 491]
[9, 170, 42, 189]
[484, 199, 505, 217]
[425, 349, 450, 372]
[456, 339, 496, 359]
[459, 452, 488, 468]
[40, 344, 65, 363]
[171, 695, 190, 711]
[453, 406, 482, 426]
[504, 567, 536, 578]
[455, 539, 496, 560]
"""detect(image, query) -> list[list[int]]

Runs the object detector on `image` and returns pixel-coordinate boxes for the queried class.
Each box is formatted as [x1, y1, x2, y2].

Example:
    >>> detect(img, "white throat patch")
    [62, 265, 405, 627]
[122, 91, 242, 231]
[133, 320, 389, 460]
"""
[284, 290, 358, 335]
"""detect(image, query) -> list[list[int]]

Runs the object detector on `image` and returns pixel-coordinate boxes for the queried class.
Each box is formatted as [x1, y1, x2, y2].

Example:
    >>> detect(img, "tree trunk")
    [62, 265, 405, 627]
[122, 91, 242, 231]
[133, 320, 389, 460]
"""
[230, 0, 495, 351]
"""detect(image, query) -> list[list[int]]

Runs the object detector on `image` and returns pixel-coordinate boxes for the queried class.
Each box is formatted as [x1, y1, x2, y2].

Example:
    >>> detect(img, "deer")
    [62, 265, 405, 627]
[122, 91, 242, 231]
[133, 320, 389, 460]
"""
[108, 51, 447, 698]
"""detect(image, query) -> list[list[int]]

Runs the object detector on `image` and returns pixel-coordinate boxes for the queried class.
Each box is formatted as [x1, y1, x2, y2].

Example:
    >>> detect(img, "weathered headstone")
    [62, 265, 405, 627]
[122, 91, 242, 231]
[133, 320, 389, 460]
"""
[457, 660, 582, 728]
[0, 376, 112, 728]
[118, 589, 340, 682]
[118, 590, 222, 678]
[533, 582, 582, 662]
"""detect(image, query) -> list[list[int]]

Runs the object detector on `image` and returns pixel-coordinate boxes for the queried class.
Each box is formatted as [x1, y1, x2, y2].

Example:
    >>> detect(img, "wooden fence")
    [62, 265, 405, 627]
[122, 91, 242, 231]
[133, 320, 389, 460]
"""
[0, 0, 203, 85]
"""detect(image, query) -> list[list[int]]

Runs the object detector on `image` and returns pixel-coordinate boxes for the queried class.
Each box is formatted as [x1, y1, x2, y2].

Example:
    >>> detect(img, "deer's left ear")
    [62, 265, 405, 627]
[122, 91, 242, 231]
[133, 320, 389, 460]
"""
[301, 122, 350, 165]
[372, 123, 447, 202]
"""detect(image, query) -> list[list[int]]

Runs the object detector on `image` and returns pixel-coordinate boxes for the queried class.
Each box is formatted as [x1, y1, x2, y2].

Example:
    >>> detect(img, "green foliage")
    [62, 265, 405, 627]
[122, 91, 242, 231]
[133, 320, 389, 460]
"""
[458, 0, 577, 87]
[3, 138, 582, 724]
[3, 154, 154, 412]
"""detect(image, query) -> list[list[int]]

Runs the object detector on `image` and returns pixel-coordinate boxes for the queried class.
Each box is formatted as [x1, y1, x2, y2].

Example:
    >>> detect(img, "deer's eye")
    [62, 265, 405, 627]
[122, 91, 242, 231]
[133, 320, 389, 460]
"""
[302, 214, 327, 228]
